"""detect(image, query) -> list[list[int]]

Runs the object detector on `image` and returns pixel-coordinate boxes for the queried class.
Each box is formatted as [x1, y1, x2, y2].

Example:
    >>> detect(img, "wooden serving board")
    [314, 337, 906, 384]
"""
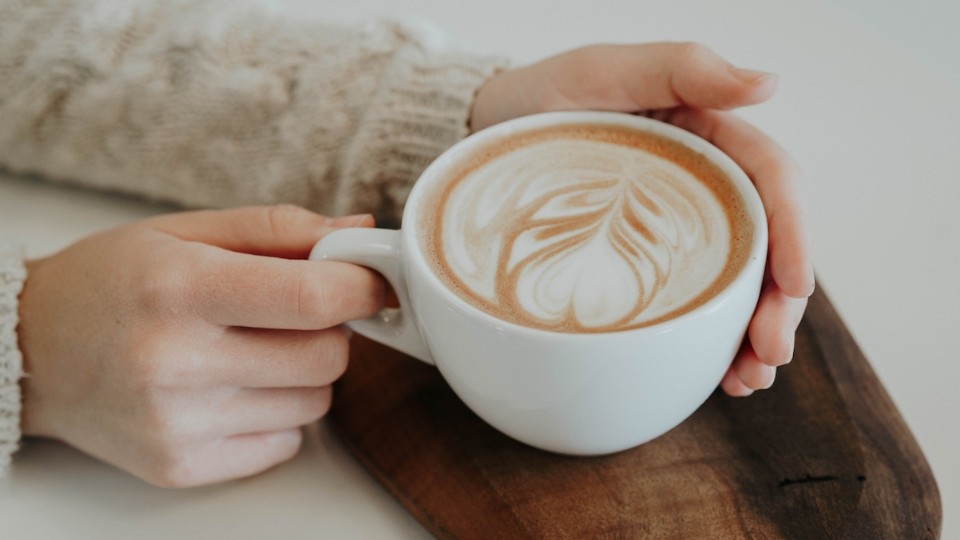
[328, 287, 942, 539]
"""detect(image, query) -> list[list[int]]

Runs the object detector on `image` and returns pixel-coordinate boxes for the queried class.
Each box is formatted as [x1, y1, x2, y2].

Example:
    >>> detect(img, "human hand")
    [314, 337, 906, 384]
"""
[471, 42, 814, 396]
[17, 205, 385, 486]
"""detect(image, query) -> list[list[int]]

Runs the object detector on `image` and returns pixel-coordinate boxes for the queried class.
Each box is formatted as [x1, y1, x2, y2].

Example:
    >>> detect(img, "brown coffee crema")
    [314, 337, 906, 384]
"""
[419, 124, 754, 333]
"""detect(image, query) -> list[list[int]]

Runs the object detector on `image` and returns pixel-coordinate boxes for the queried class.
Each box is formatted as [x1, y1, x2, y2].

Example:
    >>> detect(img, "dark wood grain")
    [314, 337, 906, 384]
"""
[328, 287, 942, 539]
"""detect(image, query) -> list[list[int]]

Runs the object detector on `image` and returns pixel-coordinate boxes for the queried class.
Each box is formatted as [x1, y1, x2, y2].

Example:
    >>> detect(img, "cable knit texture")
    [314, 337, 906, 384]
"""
[0, 243, 26, 473]
[0, 0, 507, 472]
[0, 0, 505, 226]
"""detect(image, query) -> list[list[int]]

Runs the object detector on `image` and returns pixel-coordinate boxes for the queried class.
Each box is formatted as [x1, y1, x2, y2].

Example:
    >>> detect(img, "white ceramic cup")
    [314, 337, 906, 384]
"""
[310, 111, 767, 455]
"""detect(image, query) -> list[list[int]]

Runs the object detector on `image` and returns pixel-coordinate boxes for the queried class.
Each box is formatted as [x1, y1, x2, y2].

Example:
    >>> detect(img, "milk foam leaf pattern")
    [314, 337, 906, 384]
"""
[501, 155, 713, 330]
[440, 138, 730, 332]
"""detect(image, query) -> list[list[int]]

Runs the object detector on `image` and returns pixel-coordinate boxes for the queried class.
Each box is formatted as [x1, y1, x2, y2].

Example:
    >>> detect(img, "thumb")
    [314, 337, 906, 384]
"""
[147, 205, 375, 258]
[541, 42, 777, 113]
[626, 42, 778, 110]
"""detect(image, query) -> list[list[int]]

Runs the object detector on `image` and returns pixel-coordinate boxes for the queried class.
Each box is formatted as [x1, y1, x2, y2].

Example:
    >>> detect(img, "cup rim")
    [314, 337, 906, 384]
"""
[401, 110, 768, 338]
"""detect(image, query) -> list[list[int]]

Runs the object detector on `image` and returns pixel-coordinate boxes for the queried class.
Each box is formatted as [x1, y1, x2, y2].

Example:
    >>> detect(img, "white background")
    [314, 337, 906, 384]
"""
[1, 0, 956, 537]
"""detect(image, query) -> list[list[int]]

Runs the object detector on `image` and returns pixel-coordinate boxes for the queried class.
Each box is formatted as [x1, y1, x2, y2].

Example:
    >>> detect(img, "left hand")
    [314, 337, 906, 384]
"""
[18, 206, 385, 486]
[471, 42, 815, 396]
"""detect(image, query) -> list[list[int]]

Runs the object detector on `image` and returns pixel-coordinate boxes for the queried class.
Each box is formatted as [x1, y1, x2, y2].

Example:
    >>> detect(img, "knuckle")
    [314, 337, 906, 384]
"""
[265, 204, 313, 239]
[137, 389, 194, 454]
[141, 414, 209, 488]
[296, 265, 387, 328]
[127, 333, 201, 389]
[147, 451, 203, 488]
[126, 333, 171, 386]
[671, 41, 713, 66]
[143, 402, 189, 447]
[295, 270, 330, 326]
[134, 248, 194, 317]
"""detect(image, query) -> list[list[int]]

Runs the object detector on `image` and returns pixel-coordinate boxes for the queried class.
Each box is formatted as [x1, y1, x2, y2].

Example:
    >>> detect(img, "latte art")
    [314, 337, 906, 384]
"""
[421, 125, 752, 333]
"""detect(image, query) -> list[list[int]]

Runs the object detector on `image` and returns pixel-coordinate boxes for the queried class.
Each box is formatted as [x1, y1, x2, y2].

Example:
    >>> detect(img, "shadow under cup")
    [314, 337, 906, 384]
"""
[312, 111, 768, 455]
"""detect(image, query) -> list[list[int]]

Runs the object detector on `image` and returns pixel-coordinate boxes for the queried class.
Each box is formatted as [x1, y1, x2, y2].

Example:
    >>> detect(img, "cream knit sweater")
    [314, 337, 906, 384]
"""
[0, 0, 505, 471]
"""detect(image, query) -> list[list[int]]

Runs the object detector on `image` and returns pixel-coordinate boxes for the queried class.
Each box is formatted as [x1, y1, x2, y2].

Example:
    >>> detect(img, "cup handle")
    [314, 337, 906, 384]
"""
[309, 228, 435, 365]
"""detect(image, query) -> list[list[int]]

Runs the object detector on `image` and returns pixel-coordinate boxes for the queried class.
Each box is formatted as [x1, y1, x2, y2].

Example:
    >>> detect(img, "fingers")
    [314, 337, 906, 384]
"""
[186, 249, 386, 329]
[721, 344, 777, 397]
[472, 42, 777, 131]
[665, 108, 811, 398]
[151, 385, 333, 486]
[748, 281, 808, 366]
[211, 387, 334, 437]
[146, 205, 386, 330]
[662, 108, 815, 298]
[720, 367, 755, 397]
[150, 205, 374, 259]
[149, 429, 304, 488]
[721, 279, 807, 397]
[211, 327, 350, 388]
[541, 42, 777, 113]
[733, 344, 777, 389]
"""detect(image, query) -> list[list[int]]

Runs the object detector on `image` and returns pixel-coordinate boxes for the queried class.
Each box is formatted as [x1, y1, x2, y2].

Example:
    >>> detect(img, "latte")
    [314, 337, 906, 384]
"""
[418, 123, 754, 333]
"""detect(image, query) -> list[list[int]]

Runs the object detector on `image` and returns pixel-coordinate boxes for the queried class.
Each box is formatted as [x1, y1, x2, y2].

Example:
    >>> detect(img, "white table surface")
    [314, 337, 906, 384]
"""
[1, 0, 956, 537]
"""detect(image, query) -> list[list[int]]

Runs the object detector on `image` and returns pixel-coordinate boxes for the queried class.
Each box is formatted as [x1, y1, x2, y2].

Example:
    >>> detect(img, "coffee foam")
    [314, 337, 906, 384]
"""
[420, 124, 753, 333]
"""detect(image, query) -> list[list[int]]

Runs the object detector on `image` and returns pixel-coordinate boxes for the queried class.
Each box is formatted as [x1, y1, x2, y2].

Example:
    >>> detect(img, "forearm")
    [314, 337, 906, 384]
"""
[0, 0, 505, 224]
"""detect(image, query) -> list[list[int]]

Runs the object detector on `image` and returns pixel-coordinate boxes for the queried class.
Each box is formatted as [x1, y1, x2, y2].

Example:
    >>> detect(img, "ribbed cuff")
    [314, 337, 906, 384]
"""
[0, 242, 26, 474]
[337, 39, 508, 228]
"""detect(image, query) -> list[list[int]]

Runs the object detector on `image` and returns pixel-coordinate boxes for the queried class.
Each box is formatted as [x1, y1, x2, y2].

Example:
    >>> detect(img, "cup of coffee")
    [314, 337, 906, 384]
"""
[310, 111, 767, 455]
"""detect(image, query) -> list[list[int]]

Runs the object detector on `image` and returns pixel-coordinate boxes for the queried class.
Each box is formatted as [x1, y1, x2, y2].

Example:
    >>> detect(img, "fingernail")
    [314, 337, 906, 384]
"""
[732, 66, 776, 84]
[330, 213, 373, 227]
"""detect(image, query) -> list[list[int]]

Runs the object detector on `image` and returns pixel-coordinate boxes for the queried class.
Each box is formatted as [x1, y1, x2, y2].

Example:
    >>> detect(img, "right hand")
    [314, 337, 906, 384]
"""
[17, 205, 385, 487]
[471, 42, 814, 396]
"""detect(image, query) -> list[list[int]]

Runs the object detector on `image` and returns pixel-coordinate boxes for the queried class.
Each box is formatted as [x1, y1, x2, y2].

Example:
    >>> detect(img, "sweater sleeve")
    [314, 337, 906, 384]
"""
[0, 0, 507, 226]
[0, 1, 508, 471]
[0, 243, 26, 474]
